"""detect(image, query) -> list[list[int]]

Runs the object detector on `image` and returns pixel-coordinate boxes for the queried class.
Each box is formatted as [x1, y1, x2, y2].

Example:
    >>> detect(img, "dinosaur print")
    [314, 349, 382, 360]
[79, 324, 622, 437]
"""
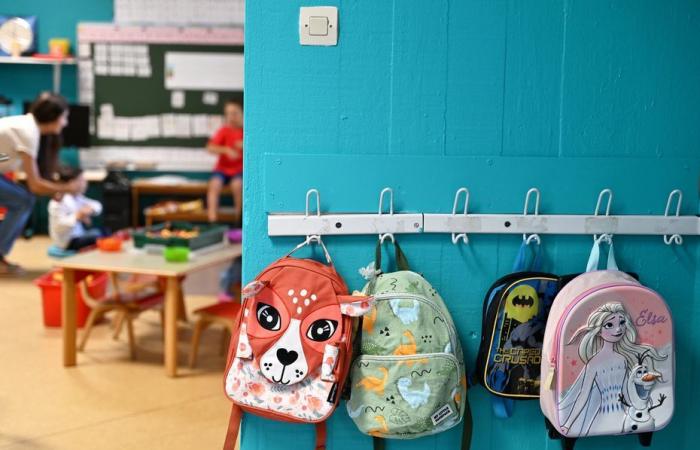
[389, 298, 420, 325]
[356, 367, 389, 395]
[397, 377, 431, 409]
[363, 306, 377, 334]
[368, 415, 389, 437]
[393, 331, 428, 366]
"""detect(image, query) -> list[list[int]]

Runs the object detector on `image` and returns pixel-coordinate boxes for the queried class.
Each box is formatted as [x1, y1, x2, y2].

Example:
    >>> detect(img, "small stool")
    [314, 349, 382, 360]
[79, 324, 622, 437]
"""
[189, 301, 241, 368]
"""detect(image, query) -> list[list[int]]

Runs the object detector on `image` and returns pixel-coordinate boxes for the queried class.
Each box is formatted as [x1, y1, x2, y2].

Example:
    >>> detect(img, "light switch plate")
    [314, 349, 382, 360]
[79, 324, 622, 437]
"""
[299, 6, 337, 46]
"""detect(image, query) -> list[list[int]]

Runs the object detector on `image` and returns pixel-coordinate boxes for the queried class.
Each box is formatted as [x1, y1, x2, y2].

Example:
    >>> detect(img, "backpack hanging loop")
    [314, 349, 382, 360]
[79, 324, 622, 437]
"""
[663, 189, 683, 245]
[522, 187, 541, 246]
[377, 187, 395, 244]
[593, 188, 614, 242]
[451, 187, 470, 245]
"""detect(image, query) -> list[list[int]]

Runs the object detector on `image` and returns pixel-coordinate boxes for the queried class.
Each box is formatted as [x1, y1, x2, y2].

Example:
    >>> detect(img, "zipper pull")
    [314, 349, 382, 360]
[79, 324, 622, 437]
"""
[544, 363, 556, 390]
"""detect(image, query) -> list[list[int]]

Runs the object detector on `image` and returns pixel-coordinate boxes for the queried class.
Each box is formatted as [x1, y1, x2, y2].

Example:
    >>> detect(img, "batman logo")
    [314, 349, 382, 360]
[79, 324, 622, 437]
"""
[512, 295, 534, 308]
[504, 284, 539, 323]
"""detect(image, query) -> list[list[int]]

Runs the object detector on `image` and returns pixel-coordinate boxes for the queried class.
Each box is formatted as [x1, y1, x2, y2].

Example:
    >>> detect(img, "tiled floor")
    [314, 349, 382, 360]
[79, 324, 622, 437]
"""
[0, 237, 234, 449]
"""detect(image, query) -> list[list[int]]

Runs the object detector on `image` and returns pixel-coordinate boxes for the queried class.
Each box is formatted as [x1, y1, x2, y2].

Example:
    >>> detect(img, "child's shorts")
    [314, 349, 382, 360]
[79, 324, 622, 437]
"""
[212, 171, 242, 185]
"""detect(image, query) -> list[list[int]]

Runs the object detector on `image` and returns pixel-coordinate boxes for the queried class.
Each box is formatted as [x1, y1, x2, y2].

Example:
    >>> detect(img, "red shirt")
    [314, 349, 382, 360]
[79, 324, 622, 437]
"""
[209, 126, 243, 176]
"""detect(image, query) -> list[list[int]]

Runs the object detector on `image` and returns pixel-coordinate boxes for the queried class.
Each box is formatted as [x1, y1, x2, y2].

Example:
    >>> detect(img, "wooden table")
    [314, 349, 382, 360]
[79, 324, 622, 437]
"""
[55, 242, 242, 377]
[131, 179, 231, 227]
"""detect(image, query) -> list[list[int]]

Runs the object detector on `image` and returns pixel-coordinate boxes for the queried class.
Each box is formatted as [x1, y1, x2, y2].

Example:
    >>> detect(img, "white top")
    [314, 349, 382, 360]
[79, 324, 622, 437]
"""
[0, 113, 40, 173]
[48, 194, 103, 249]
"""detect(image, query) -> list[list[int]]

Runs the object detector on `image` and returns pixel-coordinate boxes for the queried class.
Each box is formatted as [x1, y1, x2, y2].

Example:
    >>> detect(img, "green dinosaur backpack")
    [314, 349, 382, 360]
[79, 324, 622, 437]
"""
[347, 238, 472, 449]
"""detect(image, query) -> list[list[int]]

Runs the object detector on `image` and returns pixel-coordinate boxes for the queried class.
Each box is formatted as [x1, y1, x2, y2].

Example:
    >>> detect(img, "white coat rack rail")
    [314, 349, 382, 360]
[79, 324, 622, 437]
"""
[266, 188, 700, 245]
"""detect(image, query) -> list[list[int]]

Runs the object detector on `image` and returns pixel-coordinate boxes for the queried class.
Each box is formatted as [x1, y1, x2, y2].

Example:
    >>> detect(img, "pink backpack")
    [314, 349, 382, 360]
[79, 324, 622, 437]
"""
[540, 236, 674, 449]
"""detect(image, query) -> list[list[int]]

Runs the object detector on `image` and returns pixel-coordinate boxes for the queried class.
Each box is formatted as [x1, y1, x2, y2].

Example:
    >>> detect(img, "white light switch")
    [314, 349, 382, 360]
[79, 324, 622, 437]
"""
[300, 6, 337, 46]
[309, 16, 329, 36]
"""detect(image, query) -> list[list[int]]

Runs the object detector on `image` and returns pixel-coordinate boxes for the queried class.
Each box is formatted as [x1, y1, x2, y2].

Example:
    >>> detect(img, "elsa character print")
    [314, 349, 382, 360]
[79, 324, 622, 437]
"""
[558, 302, 666, 436]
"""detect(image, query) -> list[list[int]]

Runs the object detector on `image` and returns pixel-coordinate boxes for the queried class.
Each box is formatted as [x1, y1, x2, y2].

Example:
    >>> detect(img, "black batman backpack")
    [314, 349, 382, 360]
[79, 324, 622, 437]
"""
[474, 241, 561, 418]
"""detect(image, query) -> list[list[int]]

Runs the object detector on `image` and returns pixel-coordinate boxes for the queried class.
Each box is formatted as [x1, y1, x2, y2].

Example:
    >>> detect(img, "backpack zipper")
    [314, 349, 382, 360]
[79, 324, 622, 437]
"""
[356, 352, 461, 381]
[371, 292, 460, 360]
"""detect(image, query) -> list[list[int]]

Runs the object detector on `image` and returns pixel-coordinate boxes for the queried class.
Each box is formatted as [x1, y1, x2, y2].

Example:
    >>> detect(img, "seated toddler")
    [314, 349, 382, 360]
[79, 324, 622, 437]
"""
[48, 166, 105, 250]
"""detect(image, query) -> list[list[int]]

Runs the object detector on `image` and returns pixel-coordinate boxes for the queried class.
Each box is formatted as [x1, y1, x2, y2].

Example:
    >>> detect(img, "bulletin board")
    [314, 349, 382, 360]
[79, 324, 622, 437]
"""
[77, 23, 243, 148]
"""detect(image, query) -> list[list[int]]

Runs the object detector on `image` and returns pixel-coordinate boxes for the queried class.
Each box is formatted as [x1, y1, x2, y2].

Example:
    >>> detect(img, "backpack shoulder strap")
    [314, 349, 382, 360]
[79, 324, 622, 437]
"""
[373, 437, 385, 450]
[315, 422, 327, 450]
[222, 404, 242, 450]
[460, 397, 473, 450]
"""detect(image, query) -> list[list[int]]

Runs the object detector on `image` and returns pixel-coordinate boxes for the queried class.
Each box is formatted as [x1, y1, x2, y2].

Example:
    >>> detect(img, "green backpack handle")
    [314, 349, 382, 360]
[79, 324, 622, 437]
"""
[374, 238, 410, 273]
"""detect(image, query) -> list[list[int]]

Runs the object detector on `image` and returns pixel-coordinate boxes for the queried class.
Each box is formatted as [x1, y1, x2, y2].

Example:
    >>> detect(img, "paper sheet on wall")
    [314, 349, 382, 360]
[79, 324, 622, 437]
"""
[78, 43, 91, 58]
[161, 114, 177, 137]
[191, 114, 210, 137]
[164, 52, 243, 91]
[97, 116, 114, 139]
[100, 104, 114, 119]
[171, 90, 185, 109]
[202, 91, 219, 105]
[173, 114, 192, 138]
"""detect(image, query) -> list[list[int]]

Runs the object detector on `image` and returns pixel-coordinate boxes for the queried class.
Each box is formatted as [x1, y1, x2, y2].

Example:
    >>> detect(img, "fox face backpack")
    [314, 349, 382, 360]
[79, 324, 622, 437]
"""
[346, 238, 471, 449]
[475, 241, 561, 418]
[540, 235, 674, 449]
[223, 237, 373, 450]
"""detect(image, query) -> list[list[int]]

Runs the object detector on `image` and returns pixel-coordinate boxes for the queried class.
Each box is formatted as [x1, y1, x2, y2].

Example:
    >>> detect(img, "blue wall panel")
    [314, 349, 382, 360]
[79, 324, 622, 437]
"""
[244, 1, 700, 450]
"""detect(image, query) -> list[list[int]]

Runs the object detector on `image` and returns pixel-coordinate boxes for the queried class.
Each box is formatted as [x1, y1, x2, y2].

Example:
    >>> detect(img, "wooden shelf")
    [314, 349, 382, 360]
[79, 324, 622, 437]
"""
[0, 56, 76, 65]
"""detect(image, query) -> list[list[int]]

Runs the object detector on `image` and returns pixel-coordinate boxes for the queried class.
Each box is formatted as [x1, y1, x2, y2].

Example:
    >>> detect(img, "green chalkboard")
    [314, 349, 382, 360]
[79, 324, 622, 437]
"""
[91, 43, 243, 147]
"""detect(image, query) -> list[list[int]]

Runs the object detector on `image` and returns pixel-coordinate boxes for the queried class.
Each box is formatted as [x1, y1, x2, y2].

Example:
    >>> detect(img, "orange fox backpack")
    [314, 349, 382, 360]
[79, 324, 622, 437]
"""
[222, 238, 373, 450]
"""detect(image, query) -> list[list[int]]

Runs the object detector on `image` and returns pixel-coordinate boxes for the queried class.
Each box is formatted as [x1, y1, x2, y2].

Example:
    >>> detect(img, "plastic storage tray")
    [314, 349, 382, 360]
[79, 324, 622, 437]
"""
[133, 222, 226, 250]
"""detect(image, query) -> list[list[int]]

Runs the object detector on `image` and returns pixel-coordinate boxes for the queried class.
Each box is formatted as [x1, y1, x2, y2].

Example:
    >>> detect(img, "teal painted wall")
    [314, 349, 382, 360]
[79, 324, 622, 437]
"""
[244, 2, 699, 450]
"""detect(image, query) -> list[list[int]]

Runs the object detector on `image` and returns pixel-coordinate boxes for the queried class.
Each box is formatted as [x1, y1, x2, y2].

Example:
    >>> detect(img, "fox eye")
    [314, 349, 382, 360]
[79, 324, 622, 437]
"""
[306, 319, 338, 342]
[256, 303, 281, 331]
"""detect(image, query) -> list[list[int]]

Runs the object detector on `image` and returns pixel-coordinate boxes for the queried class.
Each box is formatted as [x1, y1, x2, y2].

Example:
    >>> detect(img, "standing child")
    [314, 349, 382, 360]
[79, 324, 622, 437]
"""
[207, 99, 243, 223]
[48, 166, 105, 251]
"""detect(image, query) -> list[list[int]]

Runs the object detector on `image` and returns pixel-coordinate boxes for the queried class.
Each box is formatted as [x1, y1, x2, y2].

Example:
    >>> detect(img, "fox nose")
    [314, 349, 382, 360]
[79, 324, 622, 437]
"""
[276, 348, 298, 366]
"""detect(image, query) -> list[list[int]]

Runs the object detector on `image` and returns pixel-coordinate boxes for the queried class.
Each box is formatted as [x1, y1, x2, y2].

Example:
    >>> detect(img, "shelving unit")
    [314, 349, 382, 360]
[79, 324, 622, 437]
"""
[0, 56, 77, 93]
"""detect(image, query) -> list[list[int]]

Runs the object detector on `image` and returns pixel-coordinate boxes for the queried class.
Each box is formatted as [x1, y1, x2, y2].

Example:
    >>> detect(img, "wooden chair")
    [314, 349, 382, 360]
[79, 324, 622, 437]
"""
[189, 301, 241, 368]
[78, 273, 166, 360]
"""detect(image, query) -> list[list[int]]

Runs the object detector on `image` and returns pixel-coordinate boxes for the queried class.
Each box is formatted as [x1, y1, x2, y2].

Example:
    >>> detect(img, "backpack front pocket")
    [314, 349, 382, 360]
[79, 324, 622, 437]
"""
[347, 353, 463, 439]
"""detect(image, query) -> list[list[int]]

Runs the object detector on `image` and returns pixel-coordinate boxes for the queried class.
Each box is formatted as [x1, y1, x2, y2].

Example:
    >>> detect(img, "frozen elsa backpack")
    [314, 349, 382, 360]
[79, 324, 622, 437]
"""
[222, 237, 374, 450]
[540, 235, 674, 449]
[347, 238, 471, 450]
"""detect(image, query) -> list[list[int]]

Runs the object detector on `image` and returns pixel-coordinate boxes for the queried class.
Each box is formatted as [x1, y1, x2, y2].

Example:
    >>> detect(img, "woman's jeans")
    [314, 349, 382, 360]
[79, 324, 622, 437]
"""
[0, 175, 35, 257]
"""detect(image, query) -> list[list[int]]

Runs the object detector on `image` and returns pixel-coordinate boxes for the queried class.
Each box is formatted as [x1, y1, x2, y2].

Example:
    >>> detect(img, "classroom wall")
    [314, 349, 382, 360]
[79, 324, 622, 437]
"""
[243, 1, 700, 450]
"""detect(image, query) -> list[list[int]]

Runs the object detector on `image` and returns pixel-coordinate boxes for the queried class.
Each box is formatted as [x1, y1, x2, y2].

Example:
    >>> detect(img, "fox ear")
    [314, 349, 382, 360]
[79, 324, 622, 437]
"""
[338, 294, 375, 317]
[242, 280, 268, 299]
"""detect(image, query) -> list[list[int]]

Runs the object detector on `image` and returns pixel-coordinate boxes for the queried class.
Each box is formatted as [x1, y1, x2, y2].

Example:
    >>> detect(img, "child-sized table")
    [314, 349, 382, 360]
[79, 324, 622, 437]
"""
[54, 242, 242, 377]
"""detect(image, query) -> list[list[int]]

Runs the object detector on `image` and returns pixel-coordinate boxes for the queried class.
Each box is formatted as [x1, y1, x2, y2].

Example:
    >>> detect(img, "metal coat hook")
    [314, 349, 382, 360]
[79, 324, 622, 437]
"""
[523, 188, 541, 246]
[451, 188, 470, 245]
[304, 189, 323, 244]
[305, 189, 321, 217]
[593, 188, 614, 242]
[378, 187, 395, 244]
[663, 189, 683, 245]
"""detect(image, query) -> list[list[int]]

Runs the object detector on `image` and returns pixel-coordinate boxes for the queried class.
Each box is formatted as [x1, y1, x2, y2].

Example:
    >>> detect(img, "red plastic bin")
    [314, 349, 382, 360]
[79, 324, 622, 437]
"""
[34, 270, 109, 328]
